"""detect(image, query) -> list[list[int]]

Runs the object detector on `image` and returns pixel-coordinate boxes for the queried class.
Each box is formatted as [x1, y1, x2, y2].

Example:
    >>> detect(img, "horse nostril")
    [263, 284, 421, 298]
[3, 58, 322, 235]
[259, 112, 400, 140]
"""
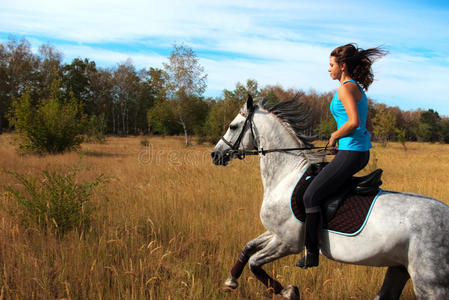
[211, 151, 217, 159]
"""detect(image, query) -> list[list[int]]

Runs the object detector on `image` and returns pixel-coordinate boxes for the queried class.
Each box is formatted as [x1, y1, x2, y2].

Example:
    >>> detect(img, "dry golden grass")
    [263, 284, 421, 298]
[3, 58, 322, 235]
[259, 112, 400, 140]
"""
[1, 134, 448, 299]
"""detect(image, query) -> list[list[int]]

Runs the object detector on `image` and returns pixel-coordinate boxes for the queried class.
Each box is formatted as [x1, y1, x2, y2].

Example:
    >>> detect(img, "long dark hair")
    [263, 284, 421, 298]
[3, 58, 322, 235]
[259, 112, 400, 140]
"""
[331, 44, 388, 90]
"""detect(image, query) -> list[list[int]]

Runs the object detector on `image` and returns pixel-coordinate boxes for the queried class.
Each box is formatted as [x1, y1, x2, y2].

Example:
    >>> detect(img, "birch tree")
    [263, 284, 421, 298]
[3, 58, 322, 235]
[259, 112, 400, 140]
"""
[163, 44, 207, 146]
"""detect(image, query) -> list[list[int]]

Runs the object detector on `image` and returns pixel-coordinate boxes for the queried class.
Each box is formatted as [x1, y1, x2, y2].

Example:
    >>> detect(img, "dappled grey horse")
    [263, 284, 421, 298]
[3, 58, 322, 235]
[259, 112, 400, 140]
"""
[211, 96, 449, 300]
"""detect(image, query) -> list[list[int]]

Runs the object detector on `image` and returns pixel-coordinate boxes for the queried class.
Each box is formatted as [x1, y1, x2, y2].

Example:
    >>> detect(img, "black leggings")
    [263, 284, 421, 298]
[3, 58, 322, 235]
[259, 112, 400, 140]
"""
[303, 150, 370, 213]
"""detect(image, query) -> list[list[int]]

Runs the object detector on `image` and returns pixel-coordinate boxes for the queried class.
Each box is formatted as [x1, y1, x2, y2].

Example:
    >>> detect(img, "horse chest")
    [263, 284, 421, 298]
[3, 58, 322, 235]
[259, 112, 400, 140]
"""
[260, 192, 295, 229]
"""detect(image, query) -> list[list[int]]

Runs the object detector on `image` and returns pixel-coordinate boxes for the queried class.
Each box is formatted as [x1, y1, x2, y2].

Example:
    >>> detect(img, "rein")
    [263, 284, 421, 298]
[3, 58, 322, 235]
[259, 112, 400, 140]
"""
[227, 145, 329, 158]
[220, 102, 334, 160]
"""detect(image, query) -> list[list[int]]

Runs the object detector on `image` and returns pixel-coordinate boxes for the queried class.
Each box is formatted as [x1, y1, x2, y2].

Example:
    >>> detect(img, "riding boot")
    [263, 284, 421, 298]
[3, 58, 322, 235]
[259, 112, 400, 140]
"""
[296, 211, 321, 268]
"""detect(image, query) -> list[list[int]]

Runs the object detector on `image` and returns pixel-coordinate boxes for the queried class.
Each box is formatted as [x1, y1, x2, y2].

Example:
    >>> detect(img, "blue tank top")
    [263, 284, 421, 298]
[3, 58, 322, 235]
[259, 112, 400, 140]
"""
[330, 80, 372, 151]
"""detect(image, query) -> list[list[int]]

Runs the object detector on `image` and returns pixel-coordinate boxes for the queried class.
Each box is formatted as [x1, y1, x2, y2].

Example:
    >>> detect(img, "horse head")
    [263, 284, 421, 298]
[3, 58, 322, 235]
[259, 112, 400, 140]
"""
[211, 94, 258, 166]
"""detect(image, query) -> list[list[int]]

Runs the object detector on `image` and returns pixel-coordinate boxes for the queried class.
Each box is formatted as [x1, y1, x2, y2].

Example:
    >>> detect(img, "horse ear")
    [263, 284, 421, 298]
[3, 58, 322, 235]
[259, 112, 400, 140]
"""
[246, 94, 253, 112]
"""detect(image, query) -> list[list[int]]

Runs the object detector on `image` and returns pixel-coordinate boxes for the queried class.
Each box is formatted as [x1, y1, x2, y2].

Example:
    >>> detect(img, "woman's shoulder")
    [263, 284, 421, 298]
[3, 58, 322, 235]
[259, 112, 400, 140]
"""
[337, 83, 353, 96]
[339, 81, 358, 91]
[338, 81, 363, 101]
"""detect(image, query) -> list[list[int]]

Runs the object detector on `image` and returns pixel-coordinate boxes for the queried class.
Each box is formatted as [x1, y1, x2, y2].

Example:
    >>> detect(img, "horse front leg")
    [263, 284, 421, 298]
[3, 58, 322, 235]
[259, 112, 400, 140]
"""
[223, 231, 272, 290]
[374, 266, 410, 300]
[248, 235, 300, 300]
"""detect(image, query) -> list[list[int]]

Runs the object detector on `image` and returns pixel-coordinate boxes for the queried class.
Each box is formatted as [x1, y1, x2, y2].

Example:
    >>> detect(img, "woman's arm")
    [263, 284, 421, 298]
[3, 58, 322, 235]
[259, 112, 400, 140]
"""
[329, 84, 360, 147]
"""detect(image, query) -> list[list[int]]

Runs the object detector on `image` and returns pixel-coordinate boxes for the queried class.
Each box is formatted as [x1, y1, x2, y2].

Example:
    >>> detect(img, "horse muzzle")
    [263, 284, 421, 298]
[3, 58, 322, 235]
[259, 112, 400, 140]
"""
[210, 150, 232, 166]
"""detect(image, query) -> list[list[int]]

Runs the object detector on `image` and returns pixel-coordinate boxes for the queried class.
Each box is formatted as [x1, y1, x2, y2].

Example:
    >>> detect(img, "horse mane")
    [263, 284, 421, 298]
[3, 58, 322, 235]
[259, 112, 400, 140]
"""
[257, 94, 315, 148]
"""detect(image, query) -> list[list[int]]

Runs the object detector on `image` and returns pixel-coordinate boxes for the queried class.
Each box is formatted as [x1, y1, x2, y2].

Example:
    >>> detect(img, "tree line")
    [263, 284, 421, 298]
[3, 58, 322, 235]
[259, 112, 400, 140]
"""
[1, 37, 449, 153]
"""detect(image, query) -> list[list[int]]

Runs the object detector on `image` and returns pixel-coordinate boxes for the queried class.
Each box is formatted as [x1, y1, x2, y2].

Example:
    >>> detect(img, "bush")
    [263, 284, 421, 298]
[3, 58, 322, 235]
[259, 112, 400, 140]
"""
[395, 128, 407, 150]
[140, 137, 150, 146]
[8, 79, 87, 154]
[2, 167, 105, 236]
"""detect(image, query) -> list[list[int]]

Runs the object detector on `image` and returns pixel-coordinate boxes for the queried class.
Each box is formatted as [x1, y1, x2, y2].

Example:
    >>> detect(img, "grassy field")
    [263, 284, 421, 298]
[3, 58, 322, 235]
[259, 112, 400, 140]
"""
[1, 134, 448, 299]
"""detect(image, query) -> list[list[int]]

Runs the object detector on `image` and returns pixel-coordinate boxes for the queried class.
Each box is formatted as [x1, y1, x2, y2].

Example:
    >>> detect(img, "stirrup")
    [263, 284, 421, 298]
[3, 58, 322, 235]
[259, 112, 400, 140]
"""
[295, 251, 319, 269]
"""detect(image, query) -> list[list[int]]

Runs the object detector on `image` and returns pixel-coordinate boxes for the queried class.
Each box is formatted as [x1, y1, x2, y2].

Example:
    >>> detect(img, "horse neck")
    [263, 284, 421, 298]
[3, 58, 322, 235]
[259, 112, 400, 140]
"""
[253, 111, 311, 191]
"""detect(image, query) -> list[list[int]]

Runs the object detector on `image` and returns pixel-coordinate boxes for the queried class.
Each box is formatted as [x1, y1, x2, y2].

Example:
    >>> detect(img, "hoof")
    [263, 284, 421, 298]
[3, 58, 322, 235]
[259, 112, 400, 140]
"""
[223, 275, 238, 291]
[281, 285, 300, 300]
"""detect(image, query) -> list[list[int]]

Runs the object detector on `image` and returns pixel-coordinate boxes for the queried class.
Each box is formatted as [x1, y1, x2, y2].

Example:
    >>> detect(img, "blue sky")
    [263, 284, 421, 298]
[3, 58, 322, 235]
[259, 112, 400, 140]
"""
[1, 0, 449, 115]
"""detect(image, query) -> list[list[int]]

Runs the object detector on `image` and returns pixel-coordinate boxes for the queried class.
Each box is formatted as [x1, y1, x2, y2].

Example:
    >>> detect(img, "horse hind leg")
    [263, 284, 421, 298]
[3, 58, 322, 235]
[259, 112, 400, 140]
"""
[407, 230, 449, 299]
[410, 271, 449, 300]
[248, 235, 299, 300]
[223, 231, 273, 290]
[409, 262, 449, 300]
[374, 266, 410, 300]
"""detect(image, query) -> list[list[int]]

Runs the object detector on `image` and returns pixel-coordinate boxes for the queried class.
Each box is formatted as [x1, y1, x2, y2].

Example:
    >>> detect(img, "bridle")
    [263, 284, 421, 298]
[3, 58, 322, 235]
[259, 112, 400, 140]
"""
[220, 104, 331, 160]
[220, 105, 259, 160]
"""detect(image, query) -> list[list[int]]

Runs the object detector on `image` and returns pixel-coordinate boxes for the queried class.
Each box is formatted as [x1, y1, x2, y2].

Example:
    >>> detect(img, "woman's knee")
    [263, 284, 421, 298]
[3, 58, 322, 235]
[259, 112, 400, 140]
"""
[303, 186, 318, 209]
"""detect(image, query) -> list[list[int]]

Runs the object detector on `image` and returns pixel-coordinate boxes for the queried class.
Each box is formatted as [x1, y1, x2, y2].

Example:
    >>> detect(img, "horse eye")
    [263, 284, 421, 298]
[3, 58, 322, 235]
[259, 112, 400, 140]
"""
[229, 124, 238, 130]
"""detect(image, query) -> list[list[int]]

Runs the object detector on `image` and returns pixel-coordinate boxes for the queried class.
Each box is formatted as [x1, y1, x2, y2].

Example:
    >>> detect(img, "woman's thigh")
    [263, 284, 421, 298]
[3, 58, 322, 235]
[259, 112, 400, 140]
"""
[303, 150, 369, 209]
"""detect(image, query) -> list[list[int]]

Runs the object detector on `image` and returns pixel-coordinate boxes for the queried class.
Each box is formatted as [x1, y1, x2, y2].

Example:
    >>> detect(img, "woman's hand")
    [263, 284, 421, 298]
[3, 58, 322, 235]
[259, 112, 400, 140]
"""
[329, 132, 338, 147]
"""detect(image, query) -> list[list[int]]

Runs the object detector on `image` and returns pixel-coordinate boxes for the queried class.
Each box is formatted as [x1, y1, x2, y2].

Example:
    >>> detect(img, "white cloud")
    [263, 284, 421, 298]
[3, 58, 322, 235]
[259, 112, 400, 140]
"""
[365, 52, 449, 115]
[58, 44, 166, 69]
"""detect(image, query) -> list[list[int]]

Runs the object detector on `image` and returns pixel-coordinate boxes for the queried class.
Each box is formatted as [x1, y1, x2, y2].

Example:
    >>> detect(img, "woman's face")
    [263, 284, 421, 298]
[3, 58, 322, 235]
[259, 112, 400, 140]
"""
[328, 56, 343, 80]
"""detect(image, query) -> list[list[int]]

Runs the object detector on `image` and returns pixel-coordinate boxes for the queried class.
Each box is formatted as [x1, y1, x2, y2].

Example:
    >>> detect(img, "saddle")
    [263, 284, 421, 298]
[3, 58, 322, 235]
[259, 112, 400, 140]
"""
[291, 162, 383, 230]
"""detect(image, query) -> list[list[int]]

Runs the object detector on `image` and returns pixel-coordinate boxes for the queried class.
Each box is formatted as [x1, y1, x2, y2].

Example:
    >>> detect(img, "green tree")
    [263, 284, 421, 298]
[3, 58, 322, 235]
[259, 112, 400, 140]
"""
[147, 67, 168, 102]
[401, 110, 421, 142]
[223, 79, 260, 103]
[134, 68, 168, 134]
[260, 84, 299, 104]
[317, 116, 336, 140]
[395, 128, 407, 150]
[146, 99, 180, 135]
[62, 58, 97, 116]
[144, 68, 173, 135]
[301, 90, 333, 130]
[440, 118, 449, 143]
[85, 113, 107, 143]
[0, 38, 39, 132]
[36, 43, 63, 100]
[164, 44, 207, 145]
[112, 60, 140, 135]
[202, 80, 260, 143]
[372, 107, 397, 146]
[417, 109, 441, 142]
[203, 97, 242, 143]
[90, 68, 114, 133]
[415, 122, 432, 142]
[8, 78, 87, 154]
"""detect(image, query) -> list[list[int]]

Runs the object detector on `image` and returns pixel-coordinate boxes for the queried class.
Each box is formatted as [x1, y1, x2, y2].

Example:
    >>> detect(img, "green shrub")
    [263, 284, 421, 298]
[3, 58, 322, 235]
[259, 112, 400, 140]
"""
[395, 128, 407, 150]
[140, 138, 150, 146]
[2, 167, 105, 236]
[8, 79, 87, 154]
